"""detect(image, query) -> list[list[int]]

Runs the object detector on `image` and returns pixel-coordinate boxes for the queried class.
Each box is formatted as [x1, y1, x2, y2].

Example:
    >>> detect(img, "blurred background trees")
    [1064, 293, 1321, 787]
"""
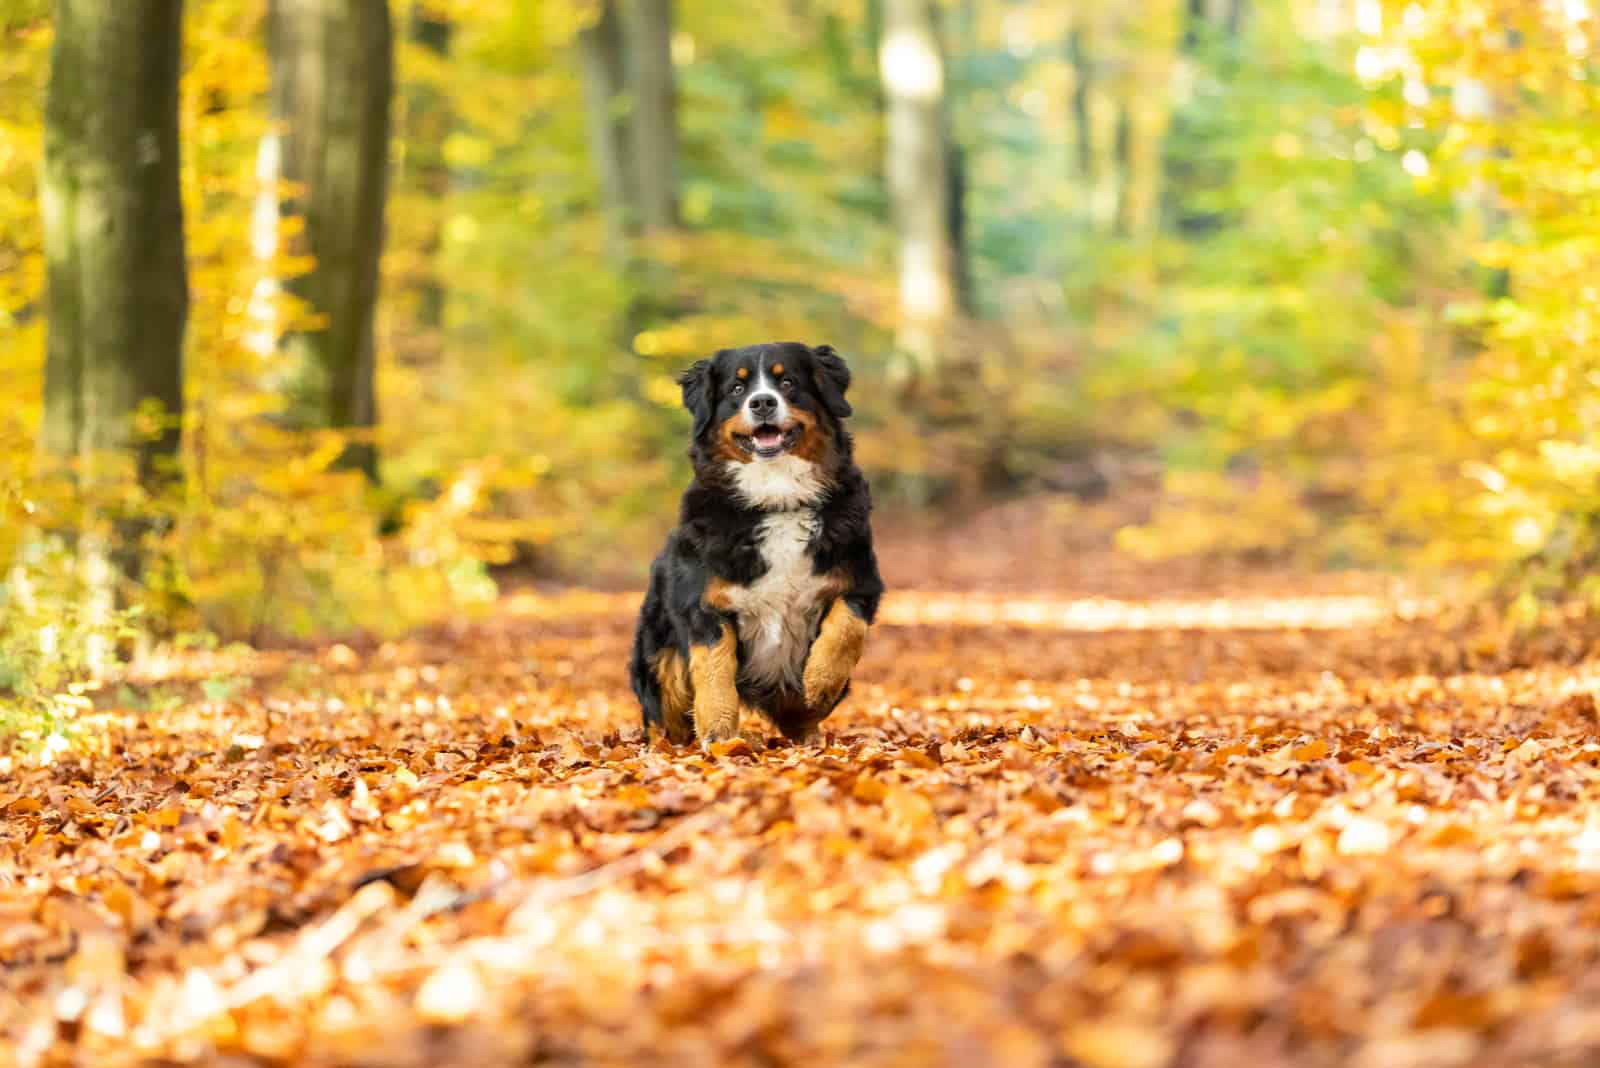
[265, 0, 393, 480]
[624, 0, 679, 234]
[576, 0, 632, 258]
[3, 0, 1600, 730]
[880, 0, 960, 368]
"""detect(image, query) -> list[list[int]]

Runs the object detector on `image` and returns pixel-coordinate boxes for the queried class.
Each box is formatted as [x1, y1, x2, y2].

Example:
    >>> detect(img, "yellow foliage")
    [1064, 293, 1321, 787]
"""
[1117, 471, 1322, 562]
[0, 0, 542, 681]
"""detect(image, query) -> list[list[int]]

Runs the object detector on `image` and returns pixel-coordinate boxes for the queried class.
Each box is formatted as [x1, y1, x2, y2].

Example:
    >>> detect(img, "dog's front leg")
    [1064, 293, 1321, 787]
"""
[690, 623, 741, 748]
[803, 599, 869, 717]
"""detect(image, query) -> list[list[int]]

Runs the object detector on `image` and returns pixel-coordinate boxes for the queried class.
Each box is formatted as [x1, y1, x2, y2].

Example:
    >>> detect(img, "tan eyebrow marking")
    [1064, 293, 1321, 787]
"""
[772, 363, 784, 376]
[736, 367, 749, 380]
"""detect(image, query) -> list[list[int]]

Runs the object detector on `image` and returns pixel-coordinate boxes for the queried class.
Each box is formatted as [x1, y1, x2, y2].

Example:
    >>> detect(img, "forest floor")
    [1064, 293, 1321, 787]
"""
[8, 501, 1600, 1067]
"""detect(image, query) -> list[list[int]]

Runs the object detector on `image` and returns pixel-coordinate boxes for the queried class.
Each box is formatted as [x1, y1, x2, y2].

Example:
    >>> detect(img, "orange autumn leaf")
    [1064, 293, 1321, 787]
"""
[1291, 738, 1329, 762]
[851, 775, 890, 803]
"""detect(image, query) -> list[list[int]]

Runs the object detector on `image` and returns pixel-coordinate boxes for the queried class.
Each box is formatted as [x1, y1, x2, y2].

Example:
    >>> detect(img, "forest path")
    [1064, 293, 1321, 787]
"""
[5, 540, 1600, 1067]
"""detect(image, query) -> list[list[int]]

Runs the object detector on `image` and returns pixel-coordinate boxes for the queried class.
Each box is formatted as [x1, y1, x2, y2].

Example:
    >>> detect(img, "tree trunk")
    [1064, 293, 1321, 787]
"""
[945, 0, 976, 317]
[947, 142, 974, 315]
[1066, 25, 1094, 193]
[1082, 55, 1124, 232]
[1067, 8, 1180, 240]
[578, 0, 636, 261]
[880, 0, 957, 366]
[1120, 1, 1183, 240]
[1122, 95, 1165, 238]
[268, 0, 393, 482]
[1202, 0, 1235, 27]
[407, 2, 452, 340]
[42, 0, 187, 495]
[41, 0, 187, 660]
[622, 0, 677, 233]
[1065, 12, 1119, 231]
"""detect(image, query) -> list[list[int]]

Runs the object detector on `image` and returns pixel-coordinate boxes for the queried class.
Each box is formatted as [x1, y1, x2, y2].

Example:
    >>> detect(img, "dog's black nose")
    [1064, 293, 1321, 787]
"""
[748, 393, 779, 419]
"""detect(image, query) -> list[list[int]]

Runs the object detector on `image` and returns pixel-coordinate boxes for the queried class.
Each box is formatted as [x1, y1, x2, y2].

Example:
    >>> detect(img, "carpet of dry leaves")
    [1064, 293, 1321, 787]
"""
[8, 505, 1600, 1067]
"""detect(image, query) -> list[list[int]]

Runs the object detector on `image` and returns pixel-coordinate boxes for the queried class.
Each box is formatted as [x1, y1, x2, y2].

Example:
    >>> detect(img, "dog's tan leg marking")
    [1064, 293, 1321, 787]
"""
[653, 648, 695, 745]
[703, 576, 737, 612]
[690, 624, 741, 748]
[803, 599, 868, 714]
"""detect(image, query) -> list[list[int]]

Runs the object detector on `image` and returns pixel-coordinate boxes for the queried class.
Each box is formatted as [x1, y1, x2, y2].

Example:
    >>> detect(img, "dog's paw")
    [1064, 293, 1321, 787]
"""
[649, 721, 696, 747]
[788, 725, 824, 747]
[691, 694, 740, 752]
[697, 722, 738, 752]
[802, 672, 848, 715]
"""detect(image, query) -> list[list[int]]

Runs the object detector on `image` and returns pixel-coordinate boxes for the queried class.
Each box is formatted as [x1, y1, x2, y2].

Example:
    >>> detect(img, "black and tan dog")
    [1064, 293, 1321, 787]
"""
[629, 342, 884, 747]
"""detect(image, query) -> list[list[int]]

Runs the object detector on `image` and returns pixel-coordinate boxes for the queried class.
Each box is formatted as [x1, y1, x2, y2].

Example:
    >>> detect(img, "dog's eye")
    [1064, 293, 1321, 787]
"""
[729, 382, 745, 396]
[780, 378, 796, 393]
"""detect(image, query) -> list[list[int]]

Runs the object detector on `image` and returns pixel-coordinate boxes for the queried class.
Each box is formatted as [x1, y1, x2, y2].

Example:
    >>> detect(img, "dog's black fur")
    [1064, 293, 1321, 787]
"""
[629, 342, 883, 745]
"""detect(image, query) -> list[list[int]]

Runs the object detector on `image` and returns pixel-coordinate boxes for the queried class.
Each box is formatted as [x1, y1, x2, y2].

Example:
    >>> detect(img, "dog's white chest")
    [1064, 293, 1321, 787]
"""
[723, 510, 832, 690]
[728, 455, 828, 511]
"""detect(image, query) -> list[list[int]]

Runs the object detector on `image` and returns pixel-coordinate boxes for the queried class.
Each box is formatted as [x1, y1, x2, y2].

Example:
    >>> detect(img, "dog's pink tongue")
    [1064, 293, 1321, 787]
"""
[754, 427, 783, 447]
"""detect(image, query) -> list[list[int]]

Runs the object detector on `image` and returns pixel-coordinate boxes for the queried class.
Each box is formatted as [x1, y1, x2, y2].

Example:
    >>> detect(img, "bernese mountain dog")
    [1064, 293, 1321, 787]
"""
[630, 342, 884, 748]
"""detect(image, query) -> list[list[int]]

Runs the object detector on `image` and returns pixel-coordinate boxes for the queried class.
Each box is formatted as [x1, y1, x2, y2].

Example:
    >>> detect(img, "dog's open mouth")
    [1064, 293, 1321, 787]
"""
[736, 423, 802, 459]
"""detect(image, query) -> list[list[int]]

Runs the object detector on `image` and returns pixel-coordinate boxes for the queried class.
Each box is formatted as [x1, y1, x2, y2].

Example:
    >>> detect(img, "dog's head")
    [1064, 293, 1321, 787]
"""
[678, 342, 854, 502]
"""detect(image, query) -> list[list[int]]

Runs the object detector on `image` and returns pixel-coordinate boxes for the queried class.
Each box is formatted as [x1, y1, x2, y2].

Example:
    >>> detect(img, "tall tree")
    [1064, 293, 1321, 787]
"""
[1121, 3, 1182, 239]
[622, 0, 677, 233]
[1069, 12, 1126, 232]
[1065, 6, 1182, 239]
[879, 0, 958, 366]
[406, 1, 453, 343]
[947, 143, 973, 314]
[944, 0, 977, 316]
[267, 0, 394, 481]
[41, 0, 187, 502]
[577, 0, 635, 261]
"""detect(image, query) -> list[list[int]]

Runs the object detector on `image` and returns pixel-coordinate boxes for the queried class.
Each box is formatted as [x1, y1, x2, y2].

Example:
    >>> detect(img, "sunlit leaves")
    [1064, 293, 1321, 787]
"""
[8, 549, 1600, 1063]
[1385, 0, 1600, 603]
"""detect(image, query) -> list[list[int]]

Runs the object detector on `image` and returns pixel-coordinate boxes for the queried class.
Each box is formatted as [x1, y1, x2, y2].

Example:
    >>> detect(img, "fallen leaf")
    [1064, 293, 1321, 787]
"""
[416, 961, 486, 1024]
[1338, 816, 1392, 856]
[1292, 738, 1329, 761]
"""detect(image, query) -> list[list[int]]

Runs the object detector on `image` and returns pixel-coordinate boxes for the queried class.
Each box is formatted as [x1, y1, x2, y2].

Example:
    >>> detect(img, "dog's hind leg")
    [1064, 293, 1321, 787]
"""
[632, 561, 696, 744]
[652, 648, 695, 744]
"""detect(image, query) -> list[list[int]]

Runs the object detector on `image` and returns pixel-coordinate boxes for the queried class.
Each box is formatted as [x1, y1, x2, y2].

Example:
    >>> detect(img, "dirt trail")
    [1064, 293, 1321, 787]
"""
[5, 527, 1600, 1066]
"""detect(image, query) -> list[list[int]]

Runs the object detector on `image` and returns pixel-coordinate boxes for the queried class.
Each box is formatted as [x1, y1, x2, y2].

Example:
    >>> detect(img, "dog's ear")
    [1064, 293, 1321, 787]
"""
[678, 359, 717, 441]
[810, 344, 853, 419]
